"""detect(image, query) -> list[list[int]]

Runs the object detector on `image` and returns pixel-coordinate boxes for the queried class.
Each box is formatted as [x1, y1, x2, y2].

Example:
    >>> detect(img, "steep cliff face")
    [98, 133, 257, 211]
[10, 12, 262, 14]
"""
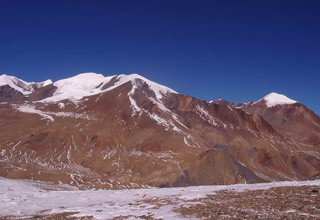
[0, 73, 319, 189]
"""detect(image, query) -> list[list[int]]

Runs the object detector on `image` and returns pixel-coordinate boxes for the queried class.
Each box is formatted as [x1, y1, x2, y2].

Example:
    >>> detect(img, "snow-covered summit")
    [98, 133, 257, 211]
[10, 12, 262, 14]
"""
[40, 72, 105, 102]
[41, 72, 177, 102]
[210, 92, 298, 108]
[262, 92, 297, 107]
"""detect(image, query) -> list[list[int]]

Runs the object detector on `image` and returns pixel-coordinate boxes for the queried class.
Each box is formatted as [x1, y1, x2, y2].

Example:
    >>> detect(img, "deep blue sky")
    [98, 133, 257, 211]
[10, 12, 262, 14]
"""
[0, 0, 319, 113]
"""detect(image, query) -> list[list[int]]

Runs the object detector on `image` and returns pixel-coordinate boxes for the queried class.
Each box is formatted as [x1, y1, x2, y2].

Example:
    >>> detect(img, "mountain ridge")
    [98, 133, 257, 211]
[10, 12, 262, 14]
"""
[0, 72, 319, 189]
[0, 73, 306, 109]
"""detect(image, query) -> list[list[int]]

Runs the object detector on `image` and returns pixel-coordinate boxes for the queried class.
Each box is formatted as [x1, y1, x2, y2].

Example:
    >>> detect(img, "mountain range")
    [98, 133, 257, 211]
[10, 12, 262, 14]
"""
[0, 72, 319, 189]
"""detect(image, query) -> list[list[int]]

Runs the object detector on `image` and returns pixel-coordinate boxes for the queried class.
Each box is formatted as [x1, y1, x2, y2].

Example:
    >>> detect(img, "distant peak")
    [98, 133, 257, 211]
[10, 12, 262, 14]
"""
[262, 92, 297, 107]
[43, 79, 53, 85]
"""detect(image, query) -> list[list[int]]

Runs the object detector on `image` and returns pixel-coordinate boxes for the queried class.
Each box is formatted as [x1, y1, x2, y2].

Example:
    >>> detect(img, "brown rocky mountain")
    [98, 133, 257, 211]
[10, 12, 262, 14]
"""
[0, 73, 319, 189]
[244, 95, 320, 147]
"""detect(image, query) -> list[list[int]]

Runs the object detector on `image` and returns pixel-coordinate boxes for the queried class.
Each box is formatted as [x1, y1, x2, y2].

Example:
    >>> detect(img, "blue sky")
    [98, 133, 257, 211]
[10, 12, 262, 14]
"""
[0, 0, 319, 113]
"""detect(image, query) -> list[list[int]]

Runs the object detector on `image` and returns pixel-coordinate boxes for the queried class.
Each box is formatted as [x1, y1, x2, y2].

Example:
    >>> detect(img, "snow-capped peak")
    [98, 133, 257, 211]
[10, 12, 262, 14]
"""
[262, 92, 297, 107]
[40, 72, 177, 102]
[0, 74, 33, 94]
[31, 79, 53, 88]
[53, 72, 105, 90]
[41, 79, 53, 87]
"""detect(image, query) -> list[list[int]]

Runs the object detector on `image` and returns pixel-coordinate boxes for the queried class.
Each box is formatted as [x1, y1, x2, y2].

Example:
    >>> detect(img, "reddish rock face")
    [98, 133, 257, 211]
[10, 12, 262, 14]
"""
[0, 73, 319, 189]
[243, 100, 320, 146]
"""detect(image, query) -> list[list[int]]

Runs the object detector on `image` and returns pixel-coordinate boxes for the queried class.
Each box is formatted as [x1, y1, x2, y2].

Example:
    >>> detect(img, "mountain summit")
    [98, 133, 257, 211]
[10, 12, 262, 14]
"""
[259, 92, 297, 107]
[0, 73, 319, 189]
[44, 72, 177, 102]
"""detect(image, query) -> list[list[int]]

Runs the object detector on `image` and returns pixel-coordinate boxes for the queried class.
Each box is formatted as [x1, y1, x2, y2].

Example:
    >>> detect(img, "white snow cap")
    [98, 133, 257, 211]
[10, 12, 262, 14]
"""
[42, 79, 53, 87]
[263, 92, 297, 107]
[41, 72, 177, 102]
[31, 79, 53, 88]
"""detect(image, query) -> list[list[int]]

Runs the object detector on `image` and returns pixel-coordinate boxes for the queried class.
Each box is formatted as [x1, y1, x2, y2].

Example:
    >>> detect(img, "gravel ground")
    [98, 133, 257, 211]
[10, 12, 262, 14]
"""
[178, 185, 320, 219]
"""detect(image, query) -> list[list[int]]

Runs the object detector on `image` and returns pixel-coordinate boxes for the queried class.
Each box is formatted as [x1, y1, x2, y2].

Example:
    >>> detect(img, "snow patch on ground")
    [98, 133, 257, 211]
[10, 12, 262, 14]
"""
[0, 177, 319, 219]
[12, 104, 91, 122]
[58, 102, 65, 109]
[14, 104, 54, 122]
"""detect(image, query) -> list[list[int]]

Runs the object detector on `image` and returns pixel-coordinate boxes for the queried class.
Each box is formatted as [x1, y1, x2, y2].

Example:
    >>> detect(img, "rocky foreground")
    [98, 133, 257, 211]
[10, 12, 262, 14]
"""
[1, 177, 319, 219]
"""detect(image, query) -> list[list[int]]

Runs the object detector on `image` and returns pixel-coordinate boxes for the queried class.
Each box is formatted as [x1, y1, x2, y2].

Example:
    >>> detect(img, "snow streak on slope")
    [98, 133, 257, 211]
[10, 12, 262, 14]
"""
[196, 104, 218, 126]
[128, 79, 142, 115]
[262, 92, 297, 107]
[12, 104, 92, 122]
[0, 177, 319, 219]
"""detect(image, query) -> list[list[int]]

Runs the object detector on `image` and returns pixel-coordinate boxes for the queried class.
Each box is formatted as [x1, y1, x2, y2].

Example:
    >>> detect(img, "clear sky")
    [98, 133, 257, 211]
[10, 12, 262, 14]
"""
[0, 0, 319, 113]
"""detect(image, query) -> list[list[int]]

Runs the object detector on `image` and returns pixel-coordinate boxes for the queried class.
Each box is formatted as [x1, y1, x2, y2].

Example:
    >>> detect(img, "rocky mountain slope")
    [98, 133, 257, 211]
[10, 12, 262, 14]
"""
[0, 72, 319, 189]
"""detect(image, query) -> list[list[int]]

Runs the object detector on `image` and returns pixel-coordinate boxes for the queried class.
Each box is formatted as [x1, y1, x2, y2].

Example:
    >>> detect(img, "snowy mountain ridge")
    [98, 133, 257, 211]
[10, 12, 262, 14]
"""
[0, 74, 52, 94]
[0, 74, 34, 94]
[1, 73, 299, 108]
[35, 72, 177, 102]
